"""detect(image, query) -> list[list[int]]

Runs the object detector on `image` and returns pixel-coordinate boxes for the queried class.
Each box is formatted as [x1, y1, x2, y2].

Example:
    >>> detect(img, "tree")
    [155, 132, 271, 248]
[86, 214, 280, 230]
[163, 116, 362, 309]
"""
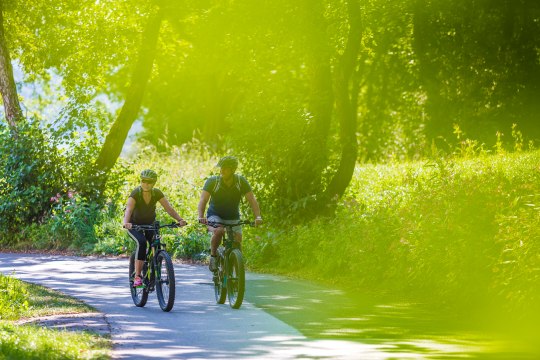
[413, 0, 540, 144]
[94, 7, 164, 176]
[323, 0, 363, 203]
[0, 1, 23, 131]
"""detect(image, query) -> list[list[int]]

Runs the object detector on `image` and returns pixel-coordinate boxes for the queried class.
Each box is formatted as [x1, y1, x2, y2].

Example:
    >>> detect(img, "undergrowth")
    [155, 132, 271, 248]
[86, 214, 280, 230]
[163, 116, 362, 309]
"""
[244, 150, 540, 331]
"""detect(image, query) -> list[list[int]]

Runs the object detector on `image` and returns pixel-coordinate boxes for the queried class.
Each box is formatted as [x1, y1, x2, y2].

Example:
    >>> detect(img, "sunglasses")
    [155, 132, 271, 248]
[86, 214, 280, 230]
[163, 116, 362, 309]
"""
[141, 179, 155, 185]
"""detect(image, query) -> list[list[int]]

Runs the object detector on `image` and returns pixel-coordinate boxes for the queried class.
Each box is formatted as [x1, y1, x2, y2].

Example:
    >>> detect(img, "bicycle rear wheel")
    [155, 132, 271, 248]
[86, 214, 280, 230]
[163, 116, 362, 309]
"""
[214, 256, 227, 304]
[227, 249, 245, 309]
[155, 250, 176, 312]
[129, 252, 148, 307]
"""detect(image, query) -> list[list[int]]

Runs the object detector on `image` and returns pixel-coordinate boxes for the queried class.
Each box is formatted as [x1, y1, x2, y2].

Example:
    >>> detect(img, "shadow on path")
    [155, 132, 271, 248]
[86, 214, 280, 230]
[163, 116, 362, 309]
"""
[246, 273, 540, 359]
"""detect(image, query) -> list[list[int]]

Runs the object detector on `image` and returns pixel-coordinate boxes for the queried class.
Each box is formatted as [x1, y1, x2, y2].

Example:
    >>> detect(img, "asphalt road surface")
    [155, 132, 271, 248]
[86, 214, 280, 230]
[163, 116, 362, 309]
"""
[0, 253, 393, 360]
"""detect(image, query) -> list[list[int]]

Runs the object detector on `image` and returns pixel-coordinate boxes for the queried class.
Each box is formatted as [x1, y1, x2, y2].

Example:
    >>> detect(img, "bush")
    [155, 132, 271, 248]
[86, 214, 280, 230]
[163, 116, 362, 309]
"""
[167, 228, 209, 260]
[0, 121, 65, 235]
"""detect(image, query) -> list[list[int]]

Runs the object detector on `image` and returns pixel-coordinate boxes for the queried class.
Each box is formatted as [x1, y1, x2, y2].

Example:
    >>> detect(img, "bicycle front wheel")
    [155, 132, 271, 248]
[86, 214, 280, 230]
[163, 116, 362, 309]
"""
[227, 249, 245, 309]
[155, 250, 176, 312]
[129, 252, 148, 307]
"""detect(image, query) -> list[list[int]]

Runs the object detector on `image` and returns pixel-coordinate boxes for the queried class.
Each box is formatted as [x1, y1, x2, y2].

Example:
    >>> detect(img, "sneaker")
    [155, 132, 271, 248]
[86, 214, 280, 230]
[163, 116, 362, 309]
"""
[209, 256, 218, 271]
[133, 276, 143, 287]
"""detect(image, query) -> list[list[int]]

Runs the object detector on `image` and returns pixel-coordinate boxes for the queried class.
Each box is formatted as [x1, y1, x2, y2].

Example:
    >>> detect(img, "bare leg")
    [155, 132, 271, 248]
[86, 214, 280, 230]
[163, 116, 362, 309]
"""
[210, 227, 225, 256]
[135, 260, 144, 277]
[234, 233, 243, 248]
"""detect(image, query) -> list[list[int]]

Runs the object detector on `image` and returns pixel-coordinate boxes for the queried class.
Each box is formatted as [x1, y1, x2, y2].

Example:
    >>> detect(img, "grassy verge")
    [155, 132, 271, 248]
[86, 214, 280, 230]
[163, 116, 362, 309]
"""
[244, 150, 540, 353]
[0, 273, 110, 360]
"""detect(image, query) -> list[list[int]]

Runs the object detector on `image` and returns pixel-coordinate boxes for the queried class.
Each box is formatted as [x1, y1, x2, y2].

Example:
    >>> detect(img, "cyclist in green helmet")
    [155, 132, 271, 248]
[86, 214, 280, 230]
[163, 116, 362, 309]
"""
[123, 169, 187, 287]
[198, 156, 263, 271]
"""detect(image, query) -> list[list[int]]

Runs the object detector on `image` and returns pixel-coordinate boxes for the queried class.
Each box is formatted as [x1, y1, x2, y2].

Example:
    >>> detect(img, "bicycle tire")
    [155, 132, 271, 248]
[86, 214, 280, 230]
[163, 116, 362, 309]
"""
[155, 250, 176, 312]
[227, 249, 245, 309]
[129, 252, 148, 307]
[214, 256, 227, 304]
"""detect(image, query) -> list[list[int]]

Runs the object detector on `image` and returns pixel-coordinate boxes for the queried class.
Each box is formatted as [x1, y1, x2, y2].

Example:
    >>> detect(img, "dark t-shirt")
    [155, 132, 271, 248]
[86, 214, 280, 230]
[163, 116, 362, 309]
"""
[203, 175, 252, 220]
[129, 186, 165, 225]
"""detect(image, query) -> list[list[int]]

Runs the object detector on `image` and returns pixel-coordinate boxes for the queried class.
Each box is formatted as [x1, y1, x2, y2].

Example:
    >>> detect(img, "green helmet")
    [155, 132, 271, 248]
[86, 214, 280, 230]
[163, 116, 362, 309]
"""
[140, 169, 158, 182]
[217, 156, 238, 169]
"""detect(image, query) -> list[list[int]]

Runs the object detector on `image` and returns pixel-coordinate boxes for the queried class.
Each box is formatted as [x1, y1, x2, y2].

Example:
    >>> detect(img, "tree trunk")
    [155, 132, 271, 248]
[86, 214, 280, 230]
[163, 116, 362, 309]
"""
[288, 0, 333, 203]
[322, 0, 363, 203]
[94, 8, 164, 175]
[0, 5, 23, 131]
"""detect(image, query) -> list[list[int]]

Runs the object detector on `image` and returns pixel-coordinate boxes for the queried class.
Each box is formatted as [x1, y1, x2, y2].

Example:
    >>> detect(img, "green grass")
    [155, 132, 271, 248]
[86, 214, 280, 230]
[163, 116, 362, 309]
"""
[243, 150, 540, 354]
[0, 274, 111, 360]
[0, 322, 109, 360]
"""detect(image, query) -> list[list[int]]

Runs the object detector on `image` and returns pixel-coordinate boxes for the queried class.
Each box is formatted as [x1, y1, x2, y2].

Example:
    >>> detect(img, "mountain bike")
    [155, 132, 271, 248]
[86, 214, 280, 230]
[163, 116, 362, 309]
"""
[207, 220, 253, 309]
[128, 222, 178, 312]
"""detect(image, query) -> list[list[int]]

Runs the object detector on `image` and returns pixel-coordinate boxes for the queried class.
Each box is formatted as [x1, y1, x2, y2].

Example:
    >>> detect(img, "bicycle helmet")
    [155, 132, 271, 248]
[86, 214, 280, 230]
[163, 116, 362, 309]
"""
[216, 156, 238, 169]
[140, 169, 158, 182]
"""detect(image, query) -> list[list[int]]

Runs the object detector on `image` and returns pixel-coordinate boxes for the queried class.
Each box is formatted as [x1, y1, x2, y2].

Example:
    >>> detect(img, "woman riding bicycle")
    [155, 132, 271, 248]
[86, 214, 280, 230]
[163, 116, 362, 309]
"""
[123, 169, 187, 287]
[197, 156, 263, 271]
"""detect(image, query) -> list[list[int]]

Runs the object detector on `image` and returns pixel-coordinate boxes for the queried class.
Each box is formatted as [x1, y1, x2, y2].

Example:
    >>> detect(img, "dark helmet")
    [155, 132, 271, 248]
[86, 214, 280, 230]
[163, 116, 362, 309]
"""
[140, 169, 158, 182]
[217, 156, 238, 169]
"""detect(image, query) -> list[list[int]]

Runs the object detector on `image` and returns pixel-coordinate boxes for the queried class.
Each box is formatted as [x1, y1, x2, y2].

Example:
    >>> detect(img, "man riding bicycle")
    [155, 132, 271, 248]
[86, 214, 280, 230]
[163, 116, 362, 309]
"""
[198, 156, 263, 271]
[123, 169, 187, 287]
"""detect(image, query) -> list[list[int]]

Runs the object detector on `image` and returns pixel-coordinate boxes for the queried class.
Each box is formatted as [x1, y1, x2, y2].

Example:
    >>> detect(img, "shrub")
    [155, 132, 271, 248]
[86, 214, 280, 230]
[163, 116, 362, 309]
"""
[167, 228, 209, 260]
[0, 121, 65, 235]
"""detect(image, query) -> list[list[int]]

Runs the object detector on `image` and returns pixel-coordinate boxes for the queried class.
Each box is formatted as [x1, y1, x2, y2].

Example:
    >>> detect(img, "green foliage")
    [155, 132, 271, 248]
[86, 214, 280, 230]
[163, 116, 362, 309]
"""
[0, 121, 65, 234]
[246, 150, 540, 323]
[0, 274, 29, 321]
[93, 215, 131, 255]
[167, 230, 209, 260]
[0, 117, 128, 250]
[46, 191, 101, 251]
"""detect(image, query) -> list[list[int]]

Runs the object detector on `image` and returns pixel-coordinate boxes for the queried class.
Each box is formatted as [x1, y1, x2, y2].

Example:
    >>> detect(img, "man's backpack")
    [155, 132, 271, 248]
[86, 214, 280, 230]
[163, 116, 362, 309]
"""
[212, 174, 242, 194]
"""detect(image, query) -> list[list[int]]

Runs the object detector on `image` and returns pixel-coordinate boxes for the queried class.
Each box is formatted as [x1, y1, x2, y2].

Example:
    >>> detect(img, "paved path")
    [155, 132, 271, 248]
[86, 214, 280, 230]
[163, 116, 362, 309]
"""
[0, 253, 390, 360]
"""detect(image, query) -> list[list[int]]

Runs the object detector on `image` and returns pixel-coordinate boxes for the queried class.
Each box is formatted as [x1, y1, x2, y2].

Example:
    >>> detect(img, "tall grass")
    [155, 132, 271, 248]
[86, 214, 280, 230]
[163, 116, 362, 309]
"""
[244, 150, 540, 331]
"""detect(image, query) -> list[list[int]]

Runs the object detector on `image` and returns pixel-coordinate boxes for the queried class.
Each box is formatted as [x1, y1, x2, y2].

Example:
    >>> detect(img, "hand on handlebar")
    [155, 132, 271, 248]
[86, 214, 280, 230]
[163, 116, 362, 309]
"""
[123, 222, 133, 230]
[198, 217, 208, 225]
[177, 219, 188, 227]
[254, 217, 263, 227]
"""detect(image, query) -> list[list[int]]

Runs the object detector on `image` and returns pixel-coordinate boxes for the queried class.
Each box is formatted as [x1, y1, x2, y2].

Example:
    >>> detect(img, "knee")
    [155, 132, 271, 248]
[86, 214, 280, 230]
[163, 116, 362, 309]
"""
[214, 228, 225, 237]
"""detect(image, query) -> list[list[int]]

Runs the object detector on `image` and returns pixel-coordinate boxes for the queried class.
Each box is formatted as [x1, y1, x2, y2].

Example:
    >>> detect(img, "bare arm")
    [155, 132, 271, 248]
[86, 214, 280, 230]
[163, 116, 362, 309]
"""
[198, 190, 211, 224]
[245, 191, 262, 225]
[159, 197, 186, 225]
[123, 197, 136, 229]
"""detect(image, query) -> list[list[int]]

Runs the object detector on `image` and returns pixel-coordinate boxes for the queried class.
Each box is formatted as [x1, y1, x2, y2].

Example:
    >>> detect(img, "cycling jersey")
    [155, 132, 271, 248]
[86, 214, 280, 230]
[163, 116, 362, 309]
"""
[129, 186, 164, 224]
[203, 175, 252, 220]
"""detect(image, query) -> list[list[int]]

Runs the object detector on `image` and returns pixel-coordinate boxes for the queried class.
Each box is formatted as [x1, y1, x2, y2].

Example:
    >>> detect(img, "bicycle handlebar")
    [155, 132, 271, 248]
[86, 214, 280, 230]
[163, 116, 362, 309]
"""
[131, 222, 183, 231]
[206, 220, 254, 228]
